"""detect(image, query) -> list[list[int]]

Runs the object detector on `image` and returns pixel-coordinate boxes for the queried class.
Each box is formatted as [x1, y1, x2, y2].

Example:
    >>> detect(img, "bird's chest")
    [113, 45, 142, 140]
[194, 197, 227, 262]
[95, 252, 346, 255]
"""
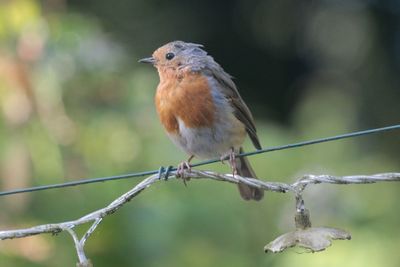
[154, 73, 246, 158]
[155, 73, 216, 133]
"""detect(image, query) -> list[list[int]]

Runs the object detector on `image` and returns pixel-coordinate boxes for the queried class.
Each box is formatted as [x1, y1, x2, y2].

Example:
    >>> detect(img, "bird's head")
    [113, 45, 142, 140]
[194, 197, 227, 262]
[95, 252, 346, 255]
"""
[139, 41, 211, 75]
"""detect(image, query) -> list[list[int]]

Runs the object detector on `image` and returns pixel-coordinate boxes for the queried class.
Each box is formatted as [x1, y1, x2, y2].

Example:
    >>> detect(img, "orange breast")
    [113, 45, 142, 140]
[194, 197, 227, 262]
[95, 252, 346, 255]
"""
[155, 71, 216, 134]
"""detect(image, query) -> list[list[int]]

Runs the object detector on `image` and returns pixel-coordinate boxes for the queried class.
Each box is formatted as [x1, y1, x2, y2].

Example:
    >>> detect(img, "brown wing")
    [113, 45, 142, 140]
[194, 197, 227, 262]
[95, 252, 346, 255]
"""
[205, 65, 262, 150]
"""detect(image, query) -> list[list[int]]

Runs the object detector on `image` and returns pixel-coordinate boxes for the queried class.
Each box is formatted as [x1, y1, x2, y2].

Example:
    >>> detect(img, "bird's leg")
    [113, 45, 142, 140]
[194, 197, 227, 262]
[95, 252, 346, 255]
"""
[176, 155, 194, 186]
[220, 147, 237, 176]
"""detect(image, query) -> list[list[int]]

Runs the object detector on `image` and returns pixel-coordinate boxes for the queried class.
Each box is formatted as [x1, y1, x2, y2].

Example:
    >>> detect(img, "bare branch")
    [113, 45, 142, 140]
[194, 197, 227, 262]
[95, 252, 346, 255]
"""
[0, 171, 399, 264]
[81, 218, 102, 248]
[65, 228, 86, 264]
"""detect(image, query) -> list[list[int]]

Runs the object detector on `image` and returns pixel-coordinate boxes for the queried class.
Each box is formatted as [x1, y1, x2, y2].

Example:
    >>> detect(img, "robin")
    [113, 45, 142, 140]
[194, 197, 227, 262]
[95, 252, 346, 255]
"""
[139, 41, 264, 201]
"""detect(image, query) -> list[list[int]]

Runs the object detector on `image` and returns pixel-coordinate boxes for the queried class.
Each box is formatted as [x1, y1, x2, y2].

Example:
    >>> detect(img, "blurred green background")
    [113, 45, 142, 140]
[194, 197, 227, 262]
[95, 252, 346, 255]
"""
[0, 0, 399, 266]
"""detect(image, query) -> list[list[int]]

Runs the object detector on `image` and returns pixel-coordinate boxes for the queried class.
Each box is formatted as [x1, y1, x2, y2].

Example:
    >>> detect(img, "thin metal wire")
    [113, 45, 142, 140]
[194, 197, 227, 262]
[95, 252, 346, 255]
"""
[0, 124, 399, 197]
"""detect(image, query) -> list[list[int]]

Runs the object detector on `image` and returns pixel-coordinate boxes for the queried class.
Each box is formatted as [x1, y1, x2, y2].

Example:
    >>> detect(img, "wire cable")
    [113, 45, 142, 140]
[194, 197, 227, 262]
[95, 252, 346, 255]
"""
[0, 124, 399, 197]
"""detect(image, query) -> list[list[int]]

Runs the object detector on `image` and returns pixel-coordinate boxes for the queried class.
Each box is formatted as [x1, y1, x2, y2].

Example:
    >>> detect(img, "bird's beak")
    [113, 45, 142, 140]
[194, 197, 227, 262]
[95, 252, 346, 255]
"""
[138, 57, 155, 64]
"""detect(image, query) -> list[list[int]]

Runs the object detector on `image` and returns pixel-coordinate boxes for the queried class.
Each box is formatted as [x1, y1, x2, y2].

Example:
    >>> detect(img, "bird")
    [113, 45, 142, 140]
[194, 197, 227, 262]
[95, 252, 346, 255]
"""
[139, 40, 264, 201]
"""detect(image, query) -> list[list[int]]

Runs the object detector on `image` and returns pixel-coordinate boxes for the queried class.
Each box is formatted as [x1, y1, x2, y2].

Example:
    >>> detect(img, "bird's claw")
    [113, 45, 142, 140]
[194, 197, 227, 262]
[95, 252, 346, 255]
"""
[176, 161, 192, 186]
[220, 148, 238, 176]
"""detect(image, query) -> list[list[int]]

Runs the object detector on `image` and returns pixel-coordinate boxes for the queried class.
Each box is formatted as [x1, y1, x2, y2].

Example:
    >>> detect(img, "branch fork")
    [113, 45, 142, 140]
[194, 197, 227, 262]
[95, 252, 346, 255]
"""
[1, 171, 399, 265]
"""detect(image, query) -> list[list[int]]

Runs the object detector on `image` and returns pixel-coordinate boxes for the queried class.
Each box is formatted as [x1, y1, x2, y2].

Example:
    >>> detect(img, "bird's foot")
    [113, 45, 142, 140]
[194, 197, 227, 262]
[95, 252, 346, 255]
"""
[220, 148, 237, 176]
[176, 156, 194, 186]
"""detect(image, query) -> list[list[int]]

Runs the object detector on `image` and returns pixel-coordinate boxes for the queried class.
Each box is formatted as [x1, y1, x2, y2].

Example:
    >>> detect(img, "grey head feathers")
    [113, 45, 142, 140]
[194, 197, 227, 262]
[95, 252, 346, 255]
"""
[167, 41, 220, 72]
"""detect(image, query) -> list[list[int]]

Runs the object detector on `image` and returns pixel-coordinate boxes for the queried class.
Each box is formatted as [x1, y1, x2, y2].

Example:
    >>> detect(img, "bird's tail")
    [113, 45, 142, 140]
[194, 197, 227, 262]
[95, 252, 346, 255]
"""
[236, 147, 264, 201]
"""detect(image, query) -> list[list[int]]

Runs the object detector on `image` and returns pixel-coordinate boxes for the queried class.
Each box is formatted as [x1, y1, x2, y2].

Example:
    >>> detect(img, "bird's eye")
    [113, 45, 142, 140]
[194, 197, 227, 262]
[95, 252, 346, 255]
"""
[165, 52, 175, 60]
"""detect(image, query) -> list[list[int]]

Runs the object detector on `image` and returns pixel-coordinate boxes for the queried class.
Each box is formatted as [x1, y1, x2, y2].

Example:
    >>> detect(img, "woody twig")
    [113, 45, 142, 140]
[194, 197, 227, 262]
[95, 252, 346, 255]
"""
[0, 171, 399, 265]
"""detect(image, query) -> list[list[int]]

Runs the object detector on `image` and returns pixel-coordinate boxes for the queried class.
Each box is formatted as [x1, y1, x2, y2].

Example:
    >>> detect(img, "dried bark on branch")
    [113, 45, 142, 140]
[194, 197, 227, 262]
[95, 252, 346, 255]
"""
[1, 171, 399, 266]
